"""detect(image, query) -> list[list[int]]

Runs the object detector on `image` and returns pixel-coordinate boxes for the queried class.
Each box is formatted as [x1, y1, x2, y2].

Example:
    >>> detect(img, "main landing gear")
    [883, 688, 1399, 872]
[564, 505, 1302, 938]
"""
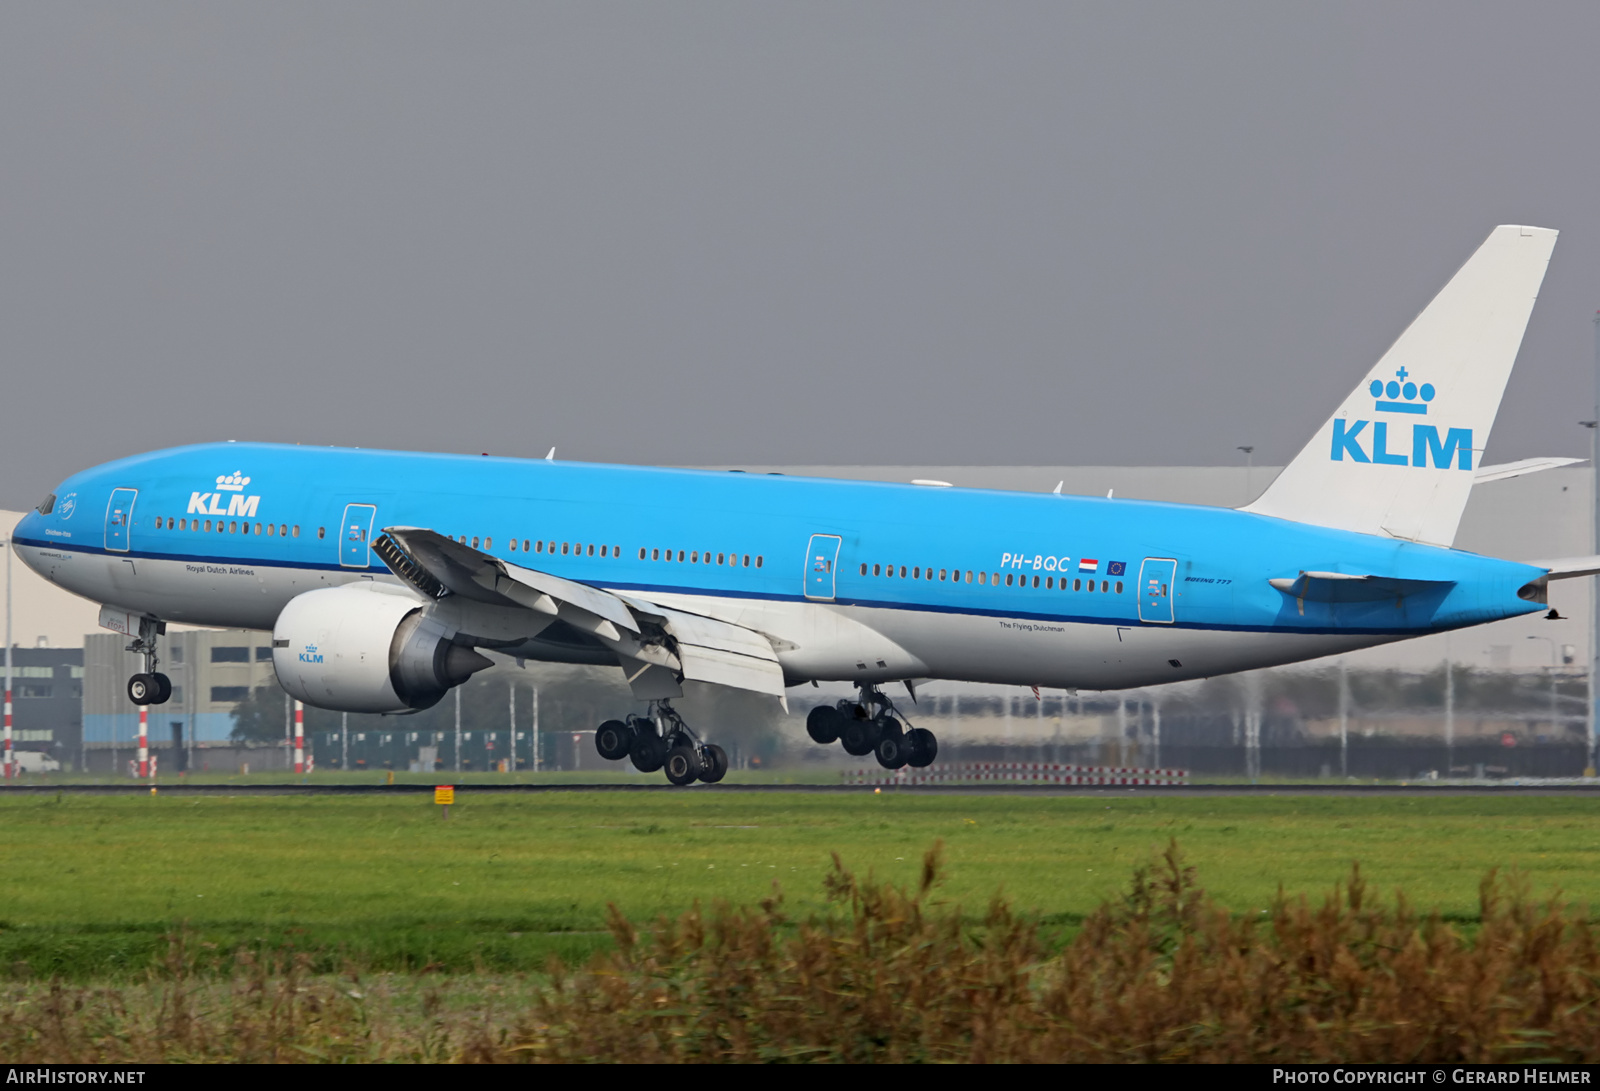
[124, 616, 173, 706]
[593, 701, 729, 787]
[806, 685, 937, 770]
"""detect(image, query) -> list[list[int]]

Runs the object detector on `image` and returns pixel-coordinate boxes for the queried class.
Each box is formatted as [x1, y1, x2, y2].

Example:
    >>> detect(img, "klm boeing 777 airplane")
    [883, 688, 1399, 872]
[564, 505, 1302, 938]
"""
[13, 225, 1598, 784]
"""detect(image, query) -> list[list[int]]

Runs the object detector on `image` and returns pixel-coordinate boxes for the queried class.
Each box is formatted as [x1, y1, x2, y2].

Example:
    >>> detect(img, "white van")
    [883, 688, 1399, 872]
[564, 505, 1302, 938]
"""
[13, 751, 61, 773]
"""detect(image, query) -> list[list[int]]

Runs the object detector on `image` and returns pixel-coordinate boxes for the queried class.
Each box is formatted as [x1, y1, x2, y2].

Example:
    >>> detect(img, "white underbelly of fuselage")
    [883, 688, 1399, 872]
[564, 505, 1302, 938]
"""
[20, 545, 1403, 691]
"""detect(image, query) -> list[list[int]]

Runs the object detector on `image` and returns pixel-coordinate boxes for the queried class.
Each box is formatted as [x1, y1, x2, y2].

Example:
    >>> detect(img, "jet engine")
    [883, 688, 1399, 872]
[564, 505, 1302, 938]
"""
[271, 584, 492, 713]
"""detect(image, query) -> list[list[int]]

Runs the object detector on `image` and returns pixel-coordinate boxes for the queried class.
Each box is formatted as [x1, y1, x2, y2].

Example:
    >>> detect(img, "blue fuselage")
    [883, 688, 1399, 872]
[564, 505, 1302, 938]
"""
[12, 442, 1546, 690]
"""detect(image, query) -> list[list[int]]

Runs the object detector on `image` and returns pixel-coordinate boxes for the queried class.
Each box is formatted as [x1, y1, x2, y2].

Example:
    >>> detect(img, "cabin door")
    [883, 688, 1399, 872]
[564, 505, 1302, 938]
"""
[340, 504, 378, 568]
[803, 534, 842, 601]
[105, 488, 137, 553]
[1138, 558, 1178, 624]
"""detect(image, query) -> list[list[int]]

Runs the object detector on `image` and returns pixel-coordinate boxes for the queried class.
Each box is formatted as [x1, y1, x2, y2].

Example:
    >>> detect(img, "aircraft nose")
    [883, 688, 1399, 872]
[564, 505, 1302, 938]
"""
[11, 507, 43, 542]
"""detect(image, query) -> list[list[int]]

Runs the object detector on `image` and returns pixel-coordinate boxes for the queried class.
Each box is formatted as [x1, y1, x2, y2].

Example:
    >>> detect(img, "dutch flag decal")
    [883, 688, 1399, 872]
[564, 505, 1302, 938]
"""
[1078, 559, 1099, 573]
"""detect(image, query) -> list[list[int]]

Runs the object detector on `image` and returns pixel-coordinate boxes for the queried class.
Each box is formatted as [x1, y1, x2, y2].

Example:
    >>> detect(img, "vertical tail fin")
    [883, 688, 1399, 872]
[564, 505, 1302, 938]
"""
[1244, 225, 1557, 546]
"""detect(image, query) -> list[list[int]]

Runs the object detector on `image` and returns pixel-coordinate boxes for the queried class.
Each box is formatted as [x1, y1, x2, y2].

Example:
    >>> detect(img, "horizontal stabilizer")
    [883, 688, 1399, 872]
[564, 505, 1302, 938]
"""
[1245, 225, 1558, 546]
[1528, 556, 1600, 581]
[1269, 571, 1455, 604]
[1474, 457, 1585, 484]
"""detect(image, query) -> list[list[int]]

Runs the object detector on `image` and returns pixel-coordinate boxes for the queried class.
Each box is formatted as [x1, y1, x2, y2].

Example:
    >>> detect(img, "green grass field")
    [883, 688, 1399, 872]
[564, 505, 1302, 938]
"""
[2, 788, 1598, 979]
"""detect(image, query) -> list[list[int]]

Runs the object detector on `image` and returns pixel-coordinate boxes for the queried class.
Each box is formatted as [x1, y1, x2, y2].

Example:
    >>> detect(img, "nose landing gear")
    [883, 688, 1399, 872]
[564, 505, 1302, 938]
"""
[806, 685, 936, 770]
[592, 701, 728, 786]
[124, 616, 173, 706]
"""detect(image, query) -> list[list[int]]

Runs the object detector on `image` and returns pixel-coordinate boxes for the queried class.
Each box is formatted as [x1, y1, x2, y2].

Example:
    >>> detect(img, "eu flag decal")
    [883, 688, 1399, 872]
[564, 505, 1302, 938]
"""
[1107, 561, 1126, 577]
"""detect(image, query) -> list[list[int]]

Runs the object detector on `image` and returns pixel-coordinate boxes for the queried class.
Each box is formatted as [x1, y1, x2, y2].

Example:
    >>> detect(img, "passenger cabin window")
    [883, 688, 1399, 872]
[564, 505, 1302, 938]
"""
[317, 527, 325, 539]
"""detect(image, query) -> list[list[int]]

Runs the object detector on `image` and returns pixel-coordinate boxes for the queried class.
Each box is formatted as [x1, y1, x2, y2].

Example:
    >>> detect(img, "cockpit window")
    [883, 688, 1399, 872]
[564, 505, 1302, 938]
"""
[36, 494, 55, 515]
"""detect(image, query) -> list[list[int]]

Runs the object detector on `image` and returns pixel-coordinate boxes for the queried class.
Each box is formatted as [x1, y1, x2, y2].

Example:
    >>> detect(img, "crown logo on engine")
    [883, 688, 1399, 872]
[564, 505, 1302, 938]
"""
[1368, 367, 1434, 415]
[215, 472, 251, 492]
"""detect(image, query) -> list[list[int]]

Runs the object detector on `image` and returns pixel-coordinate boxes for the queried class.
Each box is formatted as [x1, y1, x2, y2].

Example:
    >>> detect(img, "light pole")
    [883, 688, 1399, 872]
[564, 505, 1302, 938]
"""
[2, 532, 11, 780]
[1528, 635, 1560, 738]
[1585, 307, 1600, 774]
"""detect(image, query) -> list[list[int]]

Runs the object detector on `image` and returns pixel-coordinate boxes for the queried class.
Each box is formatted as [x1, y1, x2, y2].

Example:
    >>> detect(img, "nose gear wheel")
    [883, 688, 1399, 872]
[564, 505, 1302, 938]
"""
[123, 617, 172, 706]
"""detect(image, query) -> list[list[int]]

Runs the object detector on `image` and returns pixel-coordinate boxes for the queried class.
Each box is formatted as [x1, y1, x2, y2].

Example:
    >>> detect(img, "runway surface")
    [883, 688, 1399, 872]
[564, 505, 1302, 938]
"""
[3, 782, 1599, 797]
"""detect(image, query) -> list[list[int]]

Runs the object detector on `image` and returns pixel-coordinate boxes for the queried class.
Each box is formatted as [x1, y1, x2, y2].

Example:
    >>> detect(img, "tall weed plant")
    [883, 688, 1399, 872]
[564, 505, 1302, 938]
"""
[3, 842, 1597, 1063]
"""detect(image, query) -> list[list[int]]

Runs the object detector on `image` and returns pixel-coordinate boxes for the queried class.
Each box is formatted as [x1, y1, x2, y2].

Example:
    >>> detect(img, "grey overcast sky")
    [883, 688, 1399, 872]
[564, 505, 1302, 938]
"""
[3, 3, 1600, 508]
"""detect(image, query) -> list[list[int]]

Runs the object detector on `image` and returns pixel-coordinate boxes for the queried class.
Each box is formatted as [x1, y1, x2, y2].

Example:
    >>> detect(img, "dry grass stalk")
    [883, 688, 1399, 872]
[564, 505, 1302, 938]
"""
[3, 842, 1597, 1062]
[514, 841, 1600, 1063]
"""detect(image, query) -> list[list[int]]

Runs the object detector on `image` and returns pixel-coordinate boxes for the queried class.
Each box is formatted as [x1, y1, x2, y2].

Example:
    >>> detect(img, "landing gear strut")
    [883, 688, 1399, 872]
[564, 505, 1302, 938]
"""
[593, 701, 728, 786]
[806, 685, 937, 770]
[125, 616, 173, 706]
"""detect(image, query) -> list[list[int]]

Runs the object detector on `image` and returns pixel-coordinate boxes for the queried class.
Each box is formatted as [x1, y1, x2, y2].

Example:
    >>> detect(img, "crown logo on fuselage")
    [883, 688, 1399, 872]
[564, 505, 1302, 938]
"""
[189, 471, 261, 518]
[1369, 367, 1434, 415]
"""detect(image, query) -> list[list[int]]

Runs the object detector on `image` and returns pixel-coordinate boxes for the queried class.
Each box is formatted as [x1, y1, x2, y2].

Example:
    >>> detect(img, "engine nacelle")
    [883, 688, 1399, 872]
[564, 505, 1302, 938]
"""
[272, 584, 492, 713]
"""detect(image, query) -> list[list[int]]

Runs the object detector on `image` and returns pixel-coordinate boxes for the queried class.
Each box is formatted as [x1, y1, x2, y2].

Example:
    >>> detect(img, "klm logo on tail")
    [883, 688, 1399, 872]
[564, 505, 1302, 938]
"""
[1330, 368, 1471, 470]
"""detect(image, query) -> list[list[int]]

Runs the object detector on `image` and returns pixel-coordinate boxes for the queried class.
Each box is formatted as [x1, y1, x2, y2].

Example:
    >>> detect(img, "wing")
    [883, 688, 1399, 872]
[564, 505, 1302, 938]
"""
[372, 528, 787, 704]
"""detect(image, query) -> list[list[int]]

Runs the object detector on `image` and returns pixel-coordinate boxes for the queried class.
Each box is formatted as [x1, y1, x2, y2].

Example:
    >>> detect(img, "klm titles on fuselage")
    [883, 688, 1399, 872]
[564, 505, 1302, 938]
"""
[1330, 369, 1472, 469]
[187, 472, 261, 518]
